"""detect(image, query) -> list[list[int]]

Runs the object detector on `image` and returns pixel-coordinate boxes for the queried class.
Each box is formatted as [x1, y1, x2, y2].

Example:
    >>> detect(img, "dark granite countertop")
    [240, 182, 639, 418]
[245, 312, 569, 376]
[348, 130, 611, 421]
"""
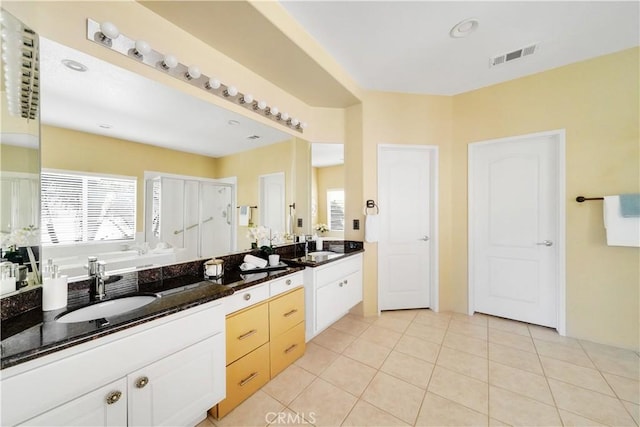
[282, 243, 364, 267]
[0, 266, 303, 370]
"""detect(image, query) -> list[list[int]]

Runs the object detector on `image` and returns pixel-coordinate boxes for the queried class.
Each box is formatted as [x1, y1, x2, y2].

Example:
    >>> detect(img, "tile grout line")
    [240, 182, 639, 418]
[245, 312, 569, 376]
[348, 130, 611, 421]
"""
[410, 313, 452, 426]
[577, 339, 640, 427]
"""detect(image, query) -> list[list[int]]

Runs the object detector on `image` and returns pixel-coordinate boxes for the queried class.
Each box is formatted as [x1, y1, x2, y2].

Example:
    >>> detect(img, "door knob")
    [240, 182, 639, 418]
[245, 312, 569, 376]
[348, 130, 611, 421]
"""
[536, 240, 553, 246]
[419, 236, 430, 241]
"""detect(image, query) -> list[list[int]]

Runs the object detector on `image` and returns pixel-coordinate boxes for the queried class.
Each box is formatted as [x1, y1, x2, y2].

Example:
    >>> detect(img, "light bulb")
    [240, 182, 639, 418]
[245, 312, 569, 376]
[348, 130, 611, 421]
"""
[186, 65, 201, 80]
[281, 112, 289, 121]
[242, 93, 254, 104]
[270, 107, 279, 116]
[225, 86, 238, 97]
[257, 100, 267, 110]
[134, 40, 151, 57]
[206, 78, 221, 90]
[300, 122, 308, 129]
[291, 118, 299, 127]
[161, 54, 178, 69]
[99, 21, 120, 40]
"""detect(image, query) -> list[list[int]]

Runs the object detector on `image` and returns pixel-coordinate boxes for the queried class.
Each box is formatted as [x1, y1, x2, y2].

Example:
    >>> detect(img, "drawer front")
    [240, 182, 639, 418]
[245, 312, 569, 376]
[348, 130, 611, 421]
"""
[216, 343, 270, 419]
[269, 287, 305, 337]
[269, 271, 303, 297]
[314, 254, 362, 287]
[226, 302, 269, 364]
[270, 322, 306, 378]
[224, 283, 269, 315]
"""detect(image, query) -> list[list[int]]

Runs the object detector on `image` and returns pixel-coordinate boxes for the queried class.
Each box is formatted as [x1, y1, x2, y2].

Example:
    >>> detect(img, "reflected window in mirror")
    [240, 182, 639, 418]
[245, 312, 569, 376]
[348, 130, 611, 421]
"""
[327, 189, 345, 232]
[41, 170, 136, 245]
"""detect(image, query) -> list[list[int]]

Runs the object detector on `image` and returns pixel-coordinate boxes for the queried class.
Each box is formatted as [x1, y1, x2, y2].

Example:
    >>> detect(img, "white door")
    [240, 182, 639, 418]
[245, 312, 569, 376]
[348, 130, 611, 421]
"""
[260, 173, 285, 235]
[469, 132, 564, 328]
[378, 145, 438, 311]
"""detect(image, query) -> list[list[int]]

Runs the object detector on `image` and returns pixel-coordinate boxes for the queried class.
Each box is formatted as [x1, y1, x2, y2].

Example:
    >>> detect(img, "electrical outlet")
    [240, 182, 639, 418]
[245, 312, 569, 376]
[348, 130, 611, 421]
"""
[353, 219, 360, 230]
[297, 218, 303, 228]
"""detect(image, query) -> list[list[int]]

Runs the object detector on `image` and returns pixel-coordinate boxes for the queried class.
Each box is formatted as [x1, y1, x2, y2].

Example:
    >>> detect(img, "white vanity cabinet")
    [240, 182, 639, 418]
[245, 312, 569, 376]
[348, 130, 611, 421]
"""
[304, 254, 363, 340]
[127, 335, 224, 426]
[19, 378, 128, 427]
[3, 300, 226, 427]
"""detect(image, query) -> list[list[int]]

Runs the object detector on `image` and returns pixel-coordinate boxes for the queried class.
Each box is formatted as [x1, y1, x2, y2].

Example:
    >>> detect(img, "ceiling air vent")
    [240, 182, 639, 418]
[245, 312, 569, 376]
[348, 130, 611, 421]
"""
[490, 43, 538, 67]
[247, 135, 261, 140]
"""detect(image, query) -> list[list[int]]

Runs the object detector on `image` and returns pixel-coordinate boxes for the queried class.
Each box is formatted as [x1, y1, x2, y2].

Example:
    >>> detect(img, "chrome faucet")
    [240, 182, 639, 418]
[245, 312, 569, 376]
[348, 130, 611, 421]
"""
[88, 256, 108, 301]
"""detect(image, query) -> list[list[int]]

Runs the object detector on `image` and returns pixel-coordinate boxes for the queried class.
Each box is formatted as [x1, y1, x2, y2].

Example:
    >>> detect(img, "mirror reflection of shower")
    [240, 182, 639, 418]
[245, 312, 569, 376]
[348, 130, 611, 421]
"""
[145, 173, 237, 261]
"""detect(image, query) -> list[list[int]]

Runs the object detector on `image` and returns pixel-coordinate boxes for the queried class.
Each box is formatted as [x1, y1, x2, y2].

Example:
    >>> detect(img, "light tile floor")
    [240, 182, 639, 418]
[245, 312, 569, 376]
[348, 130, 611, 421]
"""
[198, 310, 640, 427]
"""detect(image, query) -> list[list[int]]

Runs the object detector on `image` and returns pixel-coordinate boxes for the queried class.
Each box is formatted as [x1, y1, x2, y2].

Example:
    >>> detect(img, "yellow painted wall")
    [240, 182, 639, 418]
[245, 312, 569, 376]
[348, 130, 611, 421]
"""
[359, 92, 454, 317]
[41, 126, 218, 232]
[1, 144, 39, 174]
[452, 48, 640, 349]
[316, 164, 345, 238]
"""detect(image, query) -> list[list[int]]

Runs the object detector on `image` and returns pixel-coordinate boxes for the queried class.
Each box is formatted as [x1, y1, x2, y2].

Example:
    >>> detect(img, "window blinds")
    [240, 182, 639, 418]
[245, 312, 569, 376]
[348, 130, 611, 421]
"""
[41, 171, 136, 245]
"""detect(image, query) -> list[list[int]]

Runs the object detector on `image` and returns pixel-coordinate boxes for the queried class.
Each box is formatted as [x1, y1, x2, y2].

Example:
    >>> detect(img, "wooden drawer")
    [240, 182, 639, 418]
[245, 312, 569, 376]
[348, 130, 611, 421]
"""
[269, 287, 305, 337]
[269, 271, 303, 297]
[214, 343, 270, 419]
[270, 322, 305, 378]
[226, 302, 269, 364]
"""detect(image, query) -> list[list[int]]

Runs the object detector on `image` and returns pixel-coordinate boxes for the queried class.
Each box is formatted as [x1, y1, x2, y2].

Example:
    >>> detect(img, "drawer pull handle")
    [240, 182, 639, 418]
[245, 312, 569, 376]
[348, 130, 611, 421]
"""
[283, 309, 298, 318]
[243, 293, 251, 301]
[135, 376, 149, 389]
[106, 391, 122, 405]
[238, 329, 258, 340]
[284, 344, 298, 354]
[239, 372, 259, 386]
[286, 279, 292, 285]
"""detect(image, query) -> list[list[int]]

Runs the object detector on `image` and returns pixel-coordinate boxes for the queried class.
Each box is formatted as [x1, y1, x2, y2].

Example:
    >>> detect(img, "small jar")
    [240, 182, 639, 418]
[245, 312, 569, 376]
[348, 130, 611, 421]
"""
[204, 259, 224, 279]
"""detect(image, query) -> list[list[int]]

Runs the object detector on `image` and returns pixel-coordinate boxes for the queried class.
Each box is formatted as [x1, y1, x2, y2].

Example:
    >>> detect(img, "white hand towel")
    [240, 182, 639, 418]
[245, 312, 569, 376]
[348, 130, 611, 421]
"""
[238, 206, 250, 226]
[365, 214, 379, 243]
[243, 254, 268, 268]
[603, 196, 640, 247]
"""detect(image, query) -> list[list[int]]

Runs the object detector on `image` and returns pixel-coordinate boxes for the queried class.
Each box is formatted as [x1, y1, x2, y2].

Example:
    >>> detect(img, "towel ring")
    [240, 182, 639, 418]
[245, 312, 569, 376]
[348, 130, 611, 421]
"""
[364, 200, 379, 215]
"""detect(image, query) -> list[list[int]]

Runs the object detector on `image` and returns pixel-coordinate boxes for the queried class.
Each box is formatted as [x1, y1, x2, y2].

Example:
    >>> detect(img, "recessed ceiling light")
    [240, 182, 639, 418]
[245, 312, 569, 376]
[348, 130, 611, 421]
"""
[450, 18, 479, 38]
[228, 119, 240, 126]
[61, 59, 88, 72]
[99, 123, 112, 129]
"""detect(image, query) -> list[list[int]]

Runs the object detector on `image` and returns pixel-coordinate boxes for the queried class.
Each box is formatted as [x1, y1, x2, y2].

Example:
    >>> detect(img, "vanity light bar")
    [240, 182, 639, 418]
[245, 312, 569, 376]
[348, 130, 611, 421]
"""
[1, 10, 39, 120]
[86, 19, 306, 134]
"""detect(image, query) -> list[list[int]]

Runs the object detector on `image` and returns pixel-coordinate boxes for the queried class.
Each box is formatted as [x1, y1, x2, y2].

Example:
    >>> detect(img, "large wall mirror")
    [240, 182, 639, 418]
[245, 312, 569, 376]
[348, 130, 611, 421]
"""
[0, 10, 41, 295]
[1, 11, 317, 287]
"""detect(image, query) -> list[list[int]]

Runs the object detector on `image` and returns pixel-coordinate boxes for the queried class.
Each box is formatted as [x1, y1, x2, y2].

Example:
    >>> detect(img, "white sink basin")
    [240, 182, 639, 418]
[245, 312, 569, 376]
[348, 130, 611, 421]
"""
[308, 251, 336, 256]
[56, 295, 158, 323]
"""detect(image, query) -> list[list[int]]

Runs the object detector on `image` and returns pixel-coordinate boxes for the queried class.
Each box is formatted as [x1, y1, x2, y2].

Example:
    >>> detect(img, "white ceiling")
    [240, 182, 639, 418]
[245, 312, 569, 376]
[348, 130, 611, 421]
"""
[312, 143, 344, 167]
[280, 1, 640, 95]
[40, 38, 292, 158]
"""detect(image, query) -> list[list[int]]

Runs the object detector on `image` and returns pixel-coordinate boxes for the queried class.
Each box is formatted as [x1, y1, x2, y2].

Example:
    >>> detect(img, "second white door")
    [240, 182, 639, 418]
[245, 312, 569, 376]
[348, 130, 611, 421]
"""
[469, 131, 563, 328]
[378, 145, 437, 311]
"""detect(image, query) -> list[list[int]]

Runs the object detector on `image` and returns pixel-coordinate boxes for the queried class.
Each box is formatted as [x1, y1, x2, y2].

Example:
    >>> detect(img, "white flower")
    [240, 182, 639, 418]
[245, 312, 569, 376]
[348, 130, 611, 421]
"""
[315, 223, 329, 233]
[1, 225, 39, 248]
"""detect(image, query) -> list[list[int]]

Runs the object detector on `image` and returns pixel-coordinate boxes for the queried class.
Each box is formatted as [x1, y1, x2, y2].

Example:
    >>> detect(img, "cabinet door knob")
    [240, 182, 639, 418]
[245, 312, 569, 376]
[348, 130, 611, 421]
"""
[344, 279, 348, 284]
[135, 376, 149, 389]
[286, 279, 291, 285]
[339, 282, 344, 287]
[106, 390, 122, 405]
[243, 293, 251, 301]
